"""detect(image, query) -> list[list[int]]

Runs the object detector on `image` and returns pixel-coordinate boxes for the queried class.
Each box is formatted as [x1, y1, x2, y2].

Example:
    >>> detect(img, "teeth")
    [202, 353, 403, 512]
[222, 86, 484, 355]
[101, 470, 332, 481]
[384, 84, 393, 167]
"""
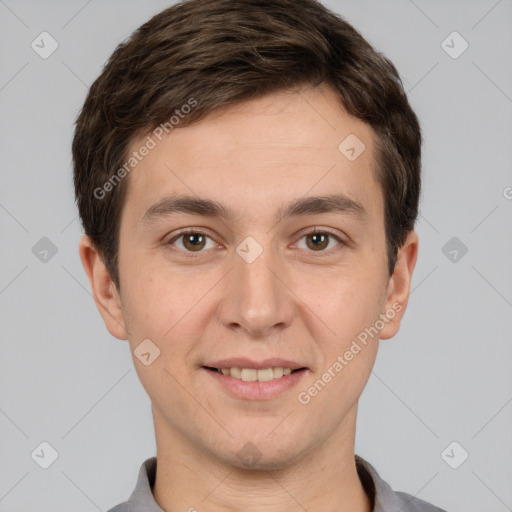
[241, 368, 257, 381]
[230, 367, 242, 379]
[257, 368, 274, 382]
[216, 367, 297, 381]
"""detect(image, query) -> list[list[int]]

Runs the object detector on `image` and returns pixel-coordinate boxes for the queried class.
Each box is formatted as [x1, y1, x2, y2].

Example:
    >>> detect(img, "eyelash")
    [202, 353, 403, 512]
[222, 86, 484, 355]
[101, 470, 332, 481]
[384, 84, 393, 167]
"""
[166, 228, 346, 257]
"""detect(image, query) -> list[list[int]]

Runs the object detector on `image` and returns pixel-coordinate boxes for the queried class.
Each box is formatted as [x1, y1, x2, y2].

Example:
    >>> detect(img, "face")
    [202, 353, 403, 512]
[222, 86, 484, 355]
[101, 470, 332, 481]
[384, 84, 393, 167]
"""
[81, 84, 417, 470]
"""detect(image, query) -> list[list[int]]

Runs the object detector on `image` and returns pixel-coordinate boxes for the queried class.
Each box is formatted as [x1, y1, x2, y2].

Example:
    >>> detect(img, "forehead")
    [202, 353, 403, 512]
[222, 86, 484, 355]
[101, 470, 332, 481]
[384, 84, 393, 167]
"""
[121, 84, 383, 225]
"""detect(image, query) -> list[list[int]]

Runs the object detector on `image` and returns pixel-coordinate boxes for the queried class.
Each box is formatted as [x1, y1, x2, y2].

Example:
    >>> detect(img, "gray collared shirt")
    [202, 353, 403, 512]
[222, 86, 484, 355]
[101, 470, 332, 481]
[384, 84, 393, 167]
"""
[107, 456, 448, 512]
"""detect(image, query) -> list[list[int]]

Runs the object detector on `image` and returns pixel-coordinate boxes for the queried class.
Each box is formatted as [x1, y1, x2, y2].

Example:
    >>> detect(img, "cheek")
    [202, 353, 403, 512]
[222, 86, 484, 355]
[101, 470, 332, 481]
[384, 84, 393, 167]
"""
[310, 267, 386, 337]
[294, 332, 378, 444]
[302, 268, 385, 392]
[121, 266, 219, 369]
[119, 257, 175, 326]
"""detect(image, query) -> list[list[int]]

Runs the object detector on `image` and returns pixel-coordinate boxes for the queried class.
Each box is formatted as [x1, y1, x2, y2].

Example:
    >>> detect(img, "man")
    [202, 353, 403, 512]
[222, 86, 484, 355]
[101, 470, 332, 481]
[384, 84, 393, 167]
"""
[73, 0, 448, 510]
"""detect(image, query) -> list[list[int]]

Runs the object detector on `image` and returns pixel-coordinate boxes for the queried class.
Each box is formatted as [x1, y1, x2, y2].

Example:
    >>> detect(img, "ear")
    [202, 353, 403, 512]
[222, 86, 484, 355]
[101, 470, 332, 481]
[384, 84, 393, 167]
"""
[379, 230, 419, 340]
[78, 234, 128, 340]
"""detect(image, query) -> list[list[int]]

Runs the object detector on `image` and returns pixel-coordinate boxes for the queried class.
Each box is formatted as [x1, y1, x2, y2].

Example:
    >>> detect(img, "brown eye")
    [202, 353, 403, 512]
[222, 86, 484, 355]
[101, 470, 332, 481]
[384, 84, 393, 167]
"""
[168, 230, 216, 253]
[305, 232, 329, 251]
[182, 232, 206, 251]
[295, 229, 344, 253]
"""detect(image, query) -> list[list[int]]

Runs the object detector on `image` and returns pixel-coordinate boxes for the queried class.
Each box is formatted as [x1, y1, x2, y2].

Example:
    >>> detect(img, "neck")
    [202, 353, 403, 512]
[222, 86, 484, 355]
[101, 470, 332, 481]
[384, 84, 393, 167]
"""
[151, 406, 372, 512]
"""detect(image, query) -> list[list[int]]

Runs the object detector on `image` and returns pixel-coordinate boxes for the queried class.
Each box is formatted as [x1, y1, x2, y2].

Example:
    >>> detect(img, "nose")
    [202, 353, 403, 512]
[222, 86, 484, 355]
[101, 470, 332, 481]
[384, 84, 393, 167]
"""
[218, 241, 294, 338]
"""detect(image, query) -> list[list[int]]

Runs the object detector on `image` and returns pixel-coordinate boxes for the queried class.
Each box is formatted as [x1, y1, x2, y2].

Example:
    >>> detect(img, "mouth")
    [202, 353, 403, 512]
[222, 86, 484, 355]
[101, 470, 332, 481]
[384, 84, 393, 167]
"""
[201, 358, 309, 399]
[201, 358, 309, 400]
[202, 366, 307, 382]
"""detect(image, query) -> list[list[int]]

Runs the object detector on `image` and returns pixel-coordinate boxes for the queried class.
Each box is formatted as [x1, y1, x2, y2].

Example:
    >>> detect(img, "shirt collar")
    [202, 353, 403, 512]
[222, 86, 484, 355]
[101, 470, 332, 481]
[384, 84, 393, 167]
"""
[121, 455, 426, 512]
[125, 457, 164, 512]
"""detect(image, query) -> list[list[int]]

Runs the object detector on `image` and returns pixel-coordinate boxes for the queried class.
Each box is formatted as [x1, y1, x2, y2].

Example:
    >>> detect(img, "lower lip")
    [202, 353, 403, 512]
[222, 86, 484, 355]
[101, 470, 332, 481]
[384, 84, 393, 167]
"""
[203, 368, 307, 400]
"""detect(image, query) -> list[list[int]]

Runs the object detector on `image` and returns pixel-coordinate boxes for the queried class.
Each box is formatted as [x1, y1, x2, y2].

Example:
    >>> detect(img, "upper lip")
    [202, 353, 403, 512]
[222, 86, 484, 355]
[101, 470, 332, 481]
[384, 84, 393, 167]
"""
[203, 358, 306, 370]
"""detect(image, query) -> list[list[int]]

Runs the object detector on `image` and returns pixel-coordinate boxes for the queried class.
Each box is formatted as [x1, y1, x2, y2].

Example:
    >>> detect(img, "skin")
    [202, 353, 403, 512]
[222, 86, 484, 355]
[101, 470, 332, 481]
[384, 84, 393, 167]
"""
[80, 83, 418, 512]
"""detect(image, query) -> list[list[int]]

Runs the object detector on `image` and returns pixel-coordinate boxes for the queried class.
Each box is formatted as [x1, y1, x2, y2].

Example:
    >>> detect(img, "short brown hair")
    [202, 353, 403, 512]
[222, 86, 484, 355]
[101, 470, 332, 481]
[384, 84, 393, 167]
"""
[73, 0, 421, 289]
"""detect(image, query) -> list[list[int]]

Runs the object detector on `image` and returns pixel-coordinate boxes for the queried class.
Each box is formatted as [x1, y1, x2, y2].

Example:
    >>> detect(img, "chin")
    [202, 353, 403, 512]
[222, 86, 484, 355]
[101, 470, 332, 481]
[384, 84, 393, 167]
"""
[225, 445, 305, 471]
[215, 429, 310, 471]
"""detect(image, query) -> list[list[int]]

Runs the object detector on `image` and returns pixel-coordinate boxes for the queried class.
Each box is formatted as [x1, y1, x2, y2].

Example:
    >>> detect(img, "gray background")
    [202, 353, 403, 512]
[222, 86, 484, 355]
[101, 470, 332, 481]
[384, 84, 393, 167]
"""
[1, 0, 511, 510]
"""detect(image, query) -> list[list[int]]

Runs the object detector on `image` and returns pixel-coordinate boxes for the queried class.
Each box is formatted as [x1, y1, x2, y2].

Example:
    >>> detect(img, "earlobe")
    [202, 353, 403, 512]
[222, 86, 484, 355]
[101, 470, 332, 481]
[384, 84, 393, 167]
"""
[78, 234, 128, 340]
[379, 230, 419, 340]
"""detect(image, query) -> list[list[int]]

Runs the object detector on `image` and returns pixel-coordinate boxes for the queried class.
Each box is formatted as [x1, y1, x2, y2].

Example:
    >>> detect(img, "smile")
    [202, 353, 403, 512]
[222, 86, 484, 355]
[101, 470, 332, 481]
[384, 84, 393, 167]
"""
[202, 366, 308, 400]
[205, 366, 302, 381]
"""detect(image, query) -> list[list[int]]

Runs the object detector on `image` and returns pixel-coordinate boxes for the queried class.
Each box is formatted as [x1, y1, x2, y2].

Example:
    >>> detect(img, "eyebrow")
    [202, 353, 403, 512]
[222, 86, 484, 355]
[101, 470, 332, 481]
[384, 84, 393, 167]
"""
[141, 193, 367, 224]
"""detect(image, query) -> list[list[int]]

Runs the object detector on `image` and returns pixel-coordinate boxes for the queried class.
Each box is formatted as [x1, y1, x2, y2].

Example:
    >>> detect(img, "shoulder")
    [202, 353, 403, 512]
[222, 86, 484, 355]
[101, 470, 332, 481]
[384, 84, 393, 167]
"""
[355, 455, 449, 512]
[105, 504, 131, 512]
[393, 490, 449, 511]
[105, 456, 160, 512]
